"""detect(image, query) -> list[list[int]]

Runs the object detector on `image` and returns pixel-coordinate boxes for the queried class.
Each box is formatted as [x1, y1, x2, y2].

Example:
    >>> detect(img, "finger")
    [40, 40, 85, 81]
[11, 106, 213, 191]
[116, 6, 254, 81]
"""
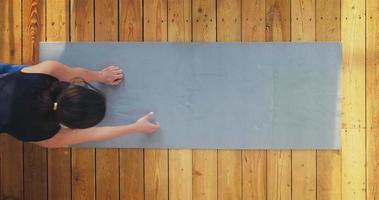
[112, 79, 123, 85]
[112, 77, 123, 84]
[111, 79, 122, 85]
[108, 65, 118, 70]
[144, 112, 154, 120]
[114, 69, 123, 74]
[112, 66, 120, 70]
[113, 74, 123, 79]
[151, 122, 160, 129]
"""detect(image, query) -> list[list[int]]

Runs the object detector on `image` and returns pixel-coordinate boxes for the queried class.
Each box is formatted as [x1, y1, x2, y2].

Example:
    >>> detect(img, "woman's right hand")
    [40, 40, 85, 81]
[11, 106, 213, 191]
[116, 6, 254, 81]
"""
[133, 112, 160, 134]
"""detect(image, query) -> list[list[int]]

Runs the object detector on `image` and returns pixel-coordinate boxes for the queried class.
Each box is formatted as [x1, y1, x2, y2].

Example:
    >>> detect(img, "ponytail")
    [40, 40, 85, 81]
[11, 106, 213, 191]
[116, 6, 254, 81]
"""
[36, 81, 69, 123]
[36, 78, 106, 129]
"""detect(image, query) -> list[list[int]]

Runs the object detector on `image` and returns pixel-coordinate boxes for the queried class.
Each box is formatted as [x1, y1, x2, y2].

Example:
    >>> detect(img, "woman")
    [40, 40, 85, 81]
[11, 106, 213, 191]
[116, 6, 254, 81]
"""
[0, 61, 159, 148]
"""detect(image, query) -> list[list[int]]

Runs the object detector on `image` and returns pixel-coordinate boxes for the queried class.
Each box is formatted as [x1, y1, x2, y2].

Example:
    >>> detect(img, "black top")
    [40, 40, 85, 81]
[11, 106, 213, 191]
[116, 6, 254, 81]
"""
[0, 71, 61, 142]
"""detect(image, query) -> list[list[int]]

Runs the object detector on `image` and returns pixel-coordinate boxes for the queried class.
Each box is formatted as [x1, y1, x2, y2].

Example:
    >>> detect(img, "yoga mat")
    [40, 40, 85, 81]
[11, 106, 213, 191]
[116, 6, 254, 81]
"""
[40, 42, 342, 149]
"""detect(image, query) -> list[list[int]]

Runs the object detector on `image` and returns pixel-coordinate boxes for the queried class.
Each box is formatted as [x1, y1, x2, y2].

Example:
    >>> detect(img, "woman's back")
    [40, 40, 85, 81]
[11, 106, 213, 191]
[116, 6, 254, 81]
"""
[0, 71, 61, 141]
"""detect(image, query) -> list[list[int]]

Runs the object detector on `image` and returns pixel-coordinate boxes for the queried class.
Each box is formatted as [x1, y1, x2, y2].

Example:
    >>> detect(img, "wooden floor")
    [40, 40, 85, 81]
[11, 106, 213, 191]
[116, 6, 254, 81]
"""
[0, 0, 377, 199]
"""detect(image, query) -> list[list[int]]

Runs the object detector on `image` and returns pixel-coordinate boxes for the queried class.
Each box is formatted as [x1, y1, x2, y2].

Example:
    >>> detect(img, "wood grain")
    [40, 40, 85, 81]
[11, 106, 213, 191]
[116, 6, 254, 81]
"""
[144, 0, 168, 41]
[22, 0, 47, 200]
[144, 0, 169, 200]
[315, 0, 341, 199]
[265, 0, 291, 199]
[70, 1, 96, 199]
[119, 0, 142, 41]
[341, 129, 366, 200]
[241, 0, 267, 199]
[341, 0, 366, 198]
[94, 1, 120, 199]
[291, 0, 316, 199]
[71, 149, 95, 200]
[23, 0, 45, 65]
[367, 0, 379, 198]
[46, 0, 71, 199]
[265, 0, 290, 41]
[120, 149, 144, 200]
[119, 0, 145, 200]
[366, 0, 379, 130]
[144, 150, 169, 200]
[71, 0, 94, 41]
[192, 1, 218, 199]
[217, 0, 242, 199]
[266, 151, 291, 200]
[341, 0, 366, 130]
[0, 1, 374, 200]
[168, 0, 193, 199]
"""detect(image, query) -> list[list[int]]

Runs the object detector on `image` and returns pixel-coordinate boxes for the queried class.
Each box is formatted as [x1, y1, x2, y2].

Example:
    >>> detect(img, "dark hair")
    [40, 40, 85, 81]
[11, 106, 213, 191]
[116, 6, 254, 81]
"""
[37, 78, 106, 129]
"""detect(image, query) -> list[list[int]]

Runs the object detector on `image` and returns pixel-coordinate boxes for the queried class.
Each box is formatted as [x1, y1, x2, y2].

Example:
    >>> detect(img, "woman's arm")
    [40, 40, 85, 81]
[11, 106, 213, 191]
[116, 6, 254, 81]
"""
[28, 60, 123, 85]
[34, 112, 159, 148]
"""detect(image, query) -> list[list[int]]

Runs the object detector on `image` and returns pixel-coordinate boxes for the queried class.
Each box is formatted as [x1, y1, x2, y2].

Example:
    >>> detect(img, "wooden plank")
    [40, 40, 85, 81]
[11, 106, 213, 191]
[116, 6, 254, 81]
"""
[94, 0, 119, 199]
[265, 0, 290, 41]
[70, 1, 96, 199]
[367, 127, 379, 200]
[22, 0, 47, 199]
[315, 0, 341, 200]
[241, 0, 266, 199]
[46, 0, 69, 41]
[266, 151, 291, 200]
[95, 150, 119, 200]
[316, 151, 341, 200]
[265, 1, 291, 199]
[71, 0, 94, 41]
[143, 1, 169, 200]
[47, 145, 71, 200]
[341, 129, 366, 200]
[0, 136, 23, 200]
[217, 0, 241, 42]
[168, 150, 192, 200]
[23, 0, 46, 65]
[144, 0, 168, 41]
[242, 152, 266, 200]
[290, 0, 316, 199]
[315, 0, 340, 41]
[367, 0, 379, 198]
[341, 0, 366, 130]
[291, 0, 315, 41]
[167, 0, 192, 199]
[71, 149, 95, 200]
[292, 151, 316, 200]
[192, 150, 217, 200]
[0, 0, 22, 62]
[168, 0, 191, 41]
[144, 151, 168, 200]
[119, 1, 144, 199]
[341, 0, 366, 198]
[192, 0, 216, 42]
[367, 0, 379, 130]
[23, 145, 47, 200]
[95, 0, 118, 41]
[192, 1, 217, 199]
[242, 0, 265, 41]
[120, 149, 144, 200]
[46, 0, 71, 199]
[119, 0, 142, 41]
[217, 0, 242, 199]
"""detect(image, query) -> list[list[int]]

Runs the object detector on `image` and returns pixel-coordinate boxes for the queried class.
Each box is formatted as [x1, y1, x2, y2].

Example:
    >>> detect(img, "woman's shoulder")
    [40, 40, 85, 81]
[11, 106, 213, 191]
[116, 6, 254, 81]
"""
[20, 61, 59, 79]
[19, 63, 58, 80]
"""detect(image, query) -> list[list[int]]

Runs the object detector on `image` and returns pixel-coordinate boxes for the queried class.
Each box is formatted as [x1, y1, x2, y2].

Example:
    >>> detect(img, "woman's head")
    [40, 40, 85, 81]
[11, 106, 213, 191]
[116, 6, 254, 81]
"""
[39, 78, 106, 129]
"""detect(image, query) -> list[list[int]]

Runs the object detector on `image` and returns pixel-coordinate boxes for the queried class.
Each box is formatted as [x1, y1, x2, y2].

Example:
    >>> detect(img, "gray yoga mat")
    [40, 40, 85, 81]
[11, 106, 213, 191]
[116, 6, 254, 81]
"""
[40, 42, 342, 149]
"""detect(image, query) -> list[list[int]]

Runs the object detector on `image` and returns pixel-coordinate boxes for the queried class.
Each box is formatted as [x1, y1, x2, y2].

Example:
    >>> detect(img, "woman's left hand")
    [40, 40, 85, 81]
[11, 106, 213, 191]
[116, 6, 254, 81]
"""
[99, 65, 124, 85]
